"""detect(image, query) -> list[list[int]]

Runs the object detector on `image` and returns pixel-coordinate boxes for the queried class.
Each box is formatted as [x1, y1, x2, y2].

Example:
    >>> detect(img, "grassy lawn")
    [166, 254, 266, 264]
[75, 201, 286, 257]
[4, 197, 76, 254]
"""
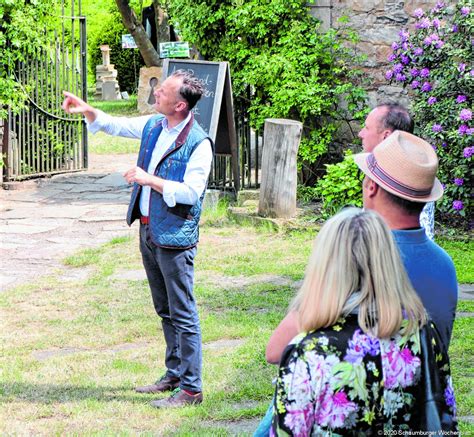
[86, 97, 141, 155]
[0, 212, 473, 434]
[89, 95, 140, 117]
[4, 98, 471, 433]
[437, 238, 473, 284]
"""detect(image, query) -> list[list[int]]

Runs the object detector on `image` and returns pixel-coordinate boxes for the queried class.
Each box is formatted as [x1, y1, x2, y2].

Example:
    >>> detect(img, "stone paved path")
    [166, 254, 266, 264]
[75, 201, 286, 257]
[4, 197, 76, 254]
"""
[0, 154, 137, 292]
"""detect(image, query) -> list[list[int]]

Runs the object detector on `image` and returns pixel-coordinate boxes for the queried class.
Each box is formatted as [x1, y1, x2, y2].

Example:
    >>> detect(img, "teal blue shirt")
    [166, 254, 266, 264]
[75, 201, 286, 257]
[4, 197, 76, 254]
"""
[393, 228, 458, 350]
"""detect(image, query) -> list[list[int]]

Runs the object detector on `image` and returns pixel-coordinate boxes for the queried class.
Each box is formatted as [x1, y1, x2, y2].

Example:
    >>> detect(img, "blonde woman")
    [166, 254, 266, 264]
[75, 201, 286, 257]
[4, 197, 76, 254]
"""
[270, 208, 457, 435]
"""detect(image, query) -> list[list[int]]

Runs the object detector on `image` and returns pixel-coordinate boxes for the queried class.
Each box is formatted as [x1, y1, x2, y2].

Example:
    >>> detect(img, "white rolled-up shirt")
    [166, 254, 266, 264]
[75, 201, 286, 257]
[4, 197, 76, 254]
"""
[87, 111, 212, 216]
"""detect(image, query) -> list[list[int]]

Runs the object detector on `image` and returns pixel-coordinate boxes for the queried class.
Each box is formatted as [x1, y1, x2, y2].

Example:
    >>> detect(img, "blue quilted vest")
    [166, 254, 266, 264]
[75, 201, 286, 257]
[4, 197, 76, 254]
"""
[126, 113, 211, 249]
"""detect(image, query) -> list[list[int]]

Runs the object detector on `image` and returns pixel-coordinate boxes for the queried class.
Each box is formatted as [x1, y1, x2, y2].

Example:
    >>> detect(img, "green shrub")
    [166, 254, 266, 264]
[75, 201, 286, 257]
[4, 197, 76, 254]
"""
[89, 10, 145, 94]
[167, 0, 367, 185]
[0, 0, 60, 117]
[315, 150, 363, 217]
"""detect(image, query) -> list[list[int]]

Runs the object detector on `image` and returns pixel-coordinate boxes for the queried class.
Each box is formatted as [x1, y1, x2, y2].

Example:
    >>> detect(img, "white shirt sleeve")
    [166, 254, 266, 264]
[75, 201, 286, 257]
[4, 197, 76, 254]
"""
[86, 110, 153, 139]
[162, 138, 213, 207]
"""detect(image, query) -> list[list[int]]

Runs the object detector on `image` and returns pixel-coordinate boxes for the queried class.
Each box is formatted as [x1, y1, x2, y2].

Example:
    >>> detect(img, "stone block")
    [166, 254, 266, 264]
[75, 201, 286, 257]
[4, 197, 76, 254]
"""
[376, 86, 411, 109]
[376, 45, 393, 63]
[359, 26, 400, 44]
[352, 0, 384, 12]
[202, 189, 222, 211]
[102, 81, 121, 101]
[357, 42, 378, 67]
[404, 0, 435, 18]
[137, 66, 162, 115]
[96, 64, 116, 73]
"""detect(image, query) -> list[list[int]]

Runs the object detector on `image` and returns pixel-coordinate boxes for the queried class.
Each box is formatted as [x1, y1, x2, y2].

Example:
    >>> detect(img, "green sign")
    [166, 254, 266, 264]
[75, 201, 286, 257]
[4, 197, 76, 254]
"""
[159, 42, 190, 59]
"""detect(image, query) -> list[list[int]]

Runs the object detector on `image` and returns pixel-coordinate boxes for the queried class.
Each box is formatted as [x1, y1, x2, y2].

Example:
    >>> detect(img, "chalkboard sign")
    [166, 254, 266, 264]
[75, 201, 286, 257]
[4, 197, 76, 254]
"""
[161, 59, 240, 190]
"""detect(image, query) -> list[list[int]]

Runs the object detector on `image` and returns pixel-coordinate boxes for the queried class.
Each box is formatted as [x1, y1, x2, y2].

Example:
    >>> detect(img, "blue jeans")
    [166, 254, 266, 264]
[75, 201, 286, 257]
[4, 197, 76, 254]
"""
[140, 224, 202, 392]
[254, 401, 273, 437]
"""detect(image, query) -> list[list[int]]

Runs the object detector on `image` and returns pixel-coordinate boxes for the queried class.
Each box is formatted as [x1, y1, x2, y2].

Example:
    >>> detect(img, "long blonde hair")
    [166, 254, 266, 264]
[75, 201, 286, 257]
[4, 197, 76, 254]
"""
[294, 208, 426, 338]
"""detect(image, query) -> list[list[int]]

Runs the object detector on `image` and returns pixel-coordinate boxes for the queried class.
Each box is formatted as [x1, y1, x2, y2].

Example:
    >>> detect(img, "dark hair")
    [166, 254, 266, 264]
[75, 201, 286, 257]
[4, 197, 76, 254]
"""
[381, 187, 425, 216]
[171, 69, 204, 110]
[377, 102, 415, 134]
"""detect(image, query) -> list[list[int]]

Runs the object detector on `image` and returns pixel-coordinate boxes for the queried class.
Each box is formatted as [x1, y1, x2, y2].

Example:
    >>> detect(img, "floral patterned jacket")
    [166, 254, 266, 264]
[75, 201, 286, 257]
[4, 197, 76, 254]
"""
[271, 315, 456, 436]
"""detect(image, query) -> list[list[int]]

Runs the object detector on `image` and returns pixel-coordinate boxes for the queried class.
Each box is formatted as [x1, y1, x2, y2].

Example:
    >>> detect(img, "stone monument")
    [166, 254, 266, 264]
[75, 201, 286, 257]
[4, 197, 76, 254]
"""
[95, 45, 121, 100]
[137, 66, 162, 114]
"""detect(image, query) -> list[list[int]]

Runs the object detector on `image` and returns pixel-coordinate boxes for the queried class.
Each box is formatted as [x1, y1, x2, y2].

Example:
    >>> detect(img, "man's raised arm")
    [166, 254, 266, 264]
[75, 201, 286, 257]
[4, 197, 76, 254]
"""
[62, 91, 98, 124]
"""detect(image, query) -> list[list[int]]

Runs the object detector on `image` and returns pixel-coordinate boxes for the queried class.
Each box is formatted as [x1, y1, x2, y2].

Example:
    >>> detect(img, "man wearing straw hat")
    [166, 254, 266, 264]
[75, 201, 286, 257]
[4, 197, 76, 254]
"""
[358, 103, 435, 239]
[354, 130, 458, 350]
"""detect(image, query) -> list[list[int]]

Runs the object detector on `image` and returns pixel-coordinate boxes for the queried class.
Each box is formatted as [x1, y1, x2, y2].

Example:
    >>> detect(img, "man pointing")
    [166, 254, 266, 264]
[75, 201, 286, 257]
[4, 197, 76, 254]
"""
[62, 70, 212, 408]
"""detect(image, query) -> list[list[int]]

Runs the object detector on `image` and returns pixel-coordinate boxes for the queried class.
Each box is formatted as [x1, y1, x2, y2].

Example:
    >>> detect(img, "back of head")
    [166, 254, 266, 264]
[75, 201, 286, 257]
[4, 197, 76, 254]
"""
[354, 130, 444, 204]
[295, 208, 426, 338]
[171, 69, 204, 110]
[377, 102, 414, 134]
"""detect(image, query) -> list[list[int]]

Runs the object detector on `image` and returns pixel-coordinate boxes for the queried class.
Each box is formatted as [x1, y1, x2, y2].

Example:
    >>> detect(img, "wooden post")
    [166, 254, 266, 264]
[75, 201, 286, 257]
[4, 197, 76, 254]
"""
[258, 118, 302, 218]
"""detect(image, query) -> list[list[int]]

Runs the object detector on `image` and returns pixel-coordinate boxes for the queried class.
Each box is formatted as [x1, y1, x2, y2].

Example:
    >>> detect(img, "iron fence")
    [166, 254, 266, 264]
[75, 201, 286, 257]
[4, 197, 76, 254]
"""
[2, 1, 87, 182]
[207, 89, 263, 192]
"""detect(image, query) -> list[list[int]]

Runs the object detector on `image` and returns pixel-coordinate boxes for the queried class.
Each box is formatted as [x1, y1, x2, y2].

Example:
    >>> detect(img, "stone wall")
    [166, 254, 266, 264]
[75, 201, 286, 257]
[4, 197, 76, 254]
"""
[308, 0, 447, 108]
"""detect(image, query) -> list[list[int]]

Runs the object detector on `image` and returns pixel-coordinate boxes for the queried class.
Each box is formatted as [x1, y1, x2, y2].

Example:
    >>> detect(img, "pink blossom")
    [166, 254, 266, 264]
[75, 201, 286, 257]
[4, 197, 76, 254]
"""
[316, 389, 358, 429]
[421, 82, 432, 92]
[283, 403, 314, 435]
[460, 109, 472, 121]
[423, 36, 433, 46]
[463, 146, 474, 158]
[416, 18, 431, 29]
[413, 8, 424, 18]
[459, 125, 469, 135]
[399, 30, 410, 41]
[413, 47, 424, 56]
[382, 342, 421, 389]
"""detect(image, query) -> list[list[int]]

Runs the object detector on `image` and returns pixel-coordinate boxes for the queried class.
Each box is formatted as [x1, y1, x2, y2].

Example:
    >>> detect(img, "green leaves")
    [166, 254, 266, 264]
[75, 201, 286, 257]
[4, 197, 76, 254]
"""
[167, 0, 366, 184]
[315, 150, 363, 218]
[0, 0, 59, 113]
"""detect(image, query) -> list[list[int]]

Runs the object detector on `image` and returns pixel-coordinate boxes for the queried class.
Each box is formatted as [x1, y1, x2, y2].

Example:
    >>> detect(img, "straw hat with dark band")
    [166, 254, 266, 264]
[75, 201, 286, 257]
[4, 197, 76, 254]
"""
[353, 130, 444, 203]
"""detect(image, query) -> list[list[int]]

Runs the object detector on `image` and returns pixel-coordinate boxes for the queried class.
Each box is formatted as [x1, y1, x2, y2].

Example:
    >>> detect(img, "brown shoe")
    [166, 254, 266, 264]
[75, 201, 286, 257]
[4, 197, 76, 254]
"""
[135, 375, 180, 394]
[150, 388, 203, 408]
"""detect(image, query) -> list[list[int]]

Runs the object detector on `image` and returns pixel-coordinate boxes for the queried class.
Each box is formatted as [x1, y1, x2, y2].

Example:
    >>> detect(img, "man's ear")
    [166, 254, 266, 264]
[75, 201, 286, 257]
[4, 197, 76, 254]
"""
[367, 178, 379, 198]
[382, 129, 393, 140]
[176, 101, 188, 113]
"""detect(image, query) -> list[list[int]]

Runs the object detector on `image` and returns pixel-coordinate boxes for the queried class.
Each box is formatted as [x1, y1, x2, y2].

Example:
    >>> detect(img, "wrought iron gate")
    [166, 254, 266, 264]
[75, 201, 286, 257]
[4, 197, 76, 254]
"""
[2, 1, 87, 182]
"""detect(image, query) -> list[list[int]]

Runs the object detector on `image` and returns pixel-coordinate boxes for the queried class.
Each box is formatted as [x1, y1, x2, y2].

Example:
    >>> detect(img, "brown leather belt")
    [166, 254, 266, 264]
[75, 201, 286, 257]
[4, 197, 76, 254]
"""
[140, 216, 150, 225]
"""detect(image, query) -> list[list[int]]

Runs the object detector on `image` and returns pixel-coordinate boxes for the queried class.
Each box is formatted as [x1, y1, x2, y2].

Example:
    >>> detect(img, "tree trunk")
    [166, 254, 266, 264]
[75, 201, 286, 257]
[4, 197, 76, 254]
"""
[258, 119, 303, 218]
[153, 0, 170, 46]
[115, 0, 161, 67]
